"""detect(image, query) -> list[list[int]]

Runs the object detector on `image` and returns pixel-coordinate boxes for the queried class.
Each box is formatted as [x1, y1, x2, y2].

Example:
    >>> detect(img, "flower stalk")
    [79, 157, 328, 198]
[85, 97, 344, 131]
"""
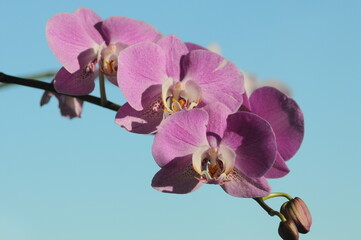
[262, 192, 293, 201]
[99, 72, 107, 106]
[0, 72, 121, 112]
[254, 192, 294, 222]
[0, 71, 57, 89]
[254, 196, 287, 222]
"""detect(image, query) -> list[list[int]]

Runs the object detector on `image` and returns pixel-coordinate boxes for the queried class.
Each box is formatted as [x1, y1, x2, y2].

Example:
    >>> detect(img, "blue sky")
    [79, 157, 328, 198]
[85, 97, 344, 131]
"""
[1, 1, 360, 239]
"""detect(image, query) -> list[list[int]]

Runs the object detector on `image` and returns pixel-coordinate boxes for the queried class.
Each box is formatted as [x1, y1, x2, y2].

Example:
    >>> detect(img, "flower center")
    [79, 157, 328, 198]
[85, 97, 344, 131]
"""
[192, 145, 236, 185]
[162, 79, 202, 114]
[99, 44, 125, 76]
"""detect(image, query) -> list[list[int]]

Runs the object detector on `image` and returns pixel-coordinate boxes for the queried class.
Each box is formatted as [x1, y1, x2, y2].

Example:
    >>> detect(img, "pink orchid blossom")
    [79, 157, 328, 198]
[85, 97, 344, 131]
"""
[46, 7, 161, 95]
[151, 103, 277, 198]
[115, 35, 244, 134]
[40, 89, 83, 119]
[241, 87, 304, 178]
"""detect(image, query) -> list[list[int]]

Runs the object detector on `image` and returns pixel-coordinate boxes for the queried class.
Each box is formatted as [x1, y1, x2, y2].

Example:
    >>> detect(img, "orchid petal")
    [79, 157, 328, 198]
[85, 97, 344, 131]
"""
[40, 91, 52, 106]
[152, 109, 209, 167]
[115, 85, 163, 134]
[183, 50, 244, 112]
[203, 102, 233, 146]
[157, 35, 189, 80]
[222, 111, 276, 178]
[250, 87, 304, 160]
[56, 95, 83, 119]
[46, 11, 100, 73]
[99, 16, 161, 45]
[264, 152, 290, 178]
[221, 168, 271, 198]
[185, 42, 207, 52]
[74, 8, 104, 44]
[115, 102, 163, 134]
[152, 156, 203, 194]
[41, 83, 83, 119]
[54, 67, 97, 95]
[117, 42, 167, 111]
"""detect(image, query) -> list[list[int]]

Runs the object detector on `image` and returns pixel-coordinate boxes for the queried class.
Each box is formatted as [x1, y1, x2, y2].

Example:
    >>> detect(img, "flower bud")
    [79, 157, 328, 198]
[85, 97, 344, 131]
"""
[280, 197, 312, 234]
[278, 219, 299, 240]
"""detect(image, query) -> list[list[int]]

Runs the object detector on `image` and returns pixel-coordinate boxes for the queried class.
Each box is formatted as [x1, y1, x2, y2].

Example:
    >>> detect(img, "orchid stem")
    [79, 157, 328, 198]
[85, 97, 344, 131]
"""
[0, 72, 121, 112]
[0, 71, 57, 89]
[254, 196, 287, 222]
[99, 72, 107, 106]
[262, 192, 293, 201]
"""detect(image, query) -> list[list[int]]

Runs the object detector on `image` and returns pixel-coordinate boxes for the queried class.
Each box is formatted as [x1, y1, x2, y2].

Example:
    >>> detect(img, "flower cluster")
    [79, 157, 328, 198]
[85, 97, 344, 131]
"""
[46, 8, 304, 199]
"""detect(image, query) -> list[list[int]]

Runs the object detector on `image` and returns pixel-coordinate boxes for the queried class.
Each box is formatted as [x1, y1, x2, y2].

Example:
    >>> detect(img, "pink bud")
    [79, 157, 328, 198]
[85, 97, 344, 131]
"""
[281, 197, 312, 234]
[278, 219, 299, 240]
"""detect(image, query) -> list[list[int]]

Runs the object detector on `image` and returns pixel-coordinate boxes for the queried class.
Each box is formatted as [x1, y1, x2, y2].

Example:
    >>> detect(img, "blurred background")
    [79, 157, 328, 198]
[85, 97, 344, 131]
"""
[1, 0, 360, 239]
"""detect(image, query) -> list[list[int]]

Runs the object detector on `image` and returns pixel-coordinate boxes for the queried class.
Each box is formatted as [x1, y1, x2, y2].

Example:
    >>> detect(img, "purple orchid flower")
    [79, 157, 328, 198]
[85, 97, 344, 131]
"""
[40, 89, 83, 119]
[46, 7, 161, 95]
[115, 35, 244, 134]
[241, 87, 304, 178]
[151, 103, 277, 198]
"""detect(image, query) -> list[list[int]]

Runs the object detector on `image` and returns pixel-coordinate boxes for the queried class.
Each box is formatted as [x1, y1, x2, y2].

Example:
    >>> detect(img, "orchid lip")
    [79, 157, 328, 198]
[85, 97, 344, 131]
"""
[161, 78, 202, 114]
[192, 144, 236, 185]
[99, 43, 126, 76]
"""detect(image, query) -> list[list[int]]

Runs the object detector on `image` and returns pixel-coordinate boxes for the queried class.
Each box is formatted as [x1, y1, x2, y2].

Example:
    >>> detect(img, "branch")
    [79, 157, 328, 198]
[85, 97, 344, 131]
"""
[0, 72, 121, 112]
[254, 197, 286, 222]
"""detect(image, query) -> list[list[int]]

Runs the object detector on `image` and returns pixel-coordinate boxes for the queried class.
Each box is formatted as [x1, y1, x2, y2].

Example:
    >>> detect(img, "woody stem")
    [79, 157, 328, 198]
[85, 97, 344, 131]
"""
[0, 72, 120, 112]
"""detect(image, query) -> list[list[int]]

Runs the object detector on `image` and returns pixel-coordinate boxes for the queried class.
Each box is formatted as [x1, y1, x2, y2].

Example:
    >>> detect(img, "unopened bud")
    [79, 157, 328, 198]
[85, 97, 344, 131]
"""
[278, 219, 299, 240]
[280, 197, 312, 234]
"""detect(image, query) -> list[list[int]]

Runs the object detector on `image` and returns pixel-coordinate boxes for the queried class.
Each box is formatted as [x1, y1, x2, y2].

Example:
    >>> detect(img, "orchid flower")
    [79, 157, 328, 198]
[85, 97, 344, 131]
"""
[151, 103, 277, 198]
[241, 87, 304, 178]
[46, 7, 161, 95]
[115, 35, 244, 134]
[40, 88, 83, 119]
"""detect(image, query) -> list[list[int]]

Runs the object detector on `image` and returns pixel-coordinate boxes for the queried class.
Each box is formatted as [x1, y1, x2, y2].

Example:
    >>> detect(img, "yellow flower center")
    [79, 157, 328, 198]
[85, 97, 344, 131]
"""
[192, 145, 236, 185]
[161, 79, 202, 114]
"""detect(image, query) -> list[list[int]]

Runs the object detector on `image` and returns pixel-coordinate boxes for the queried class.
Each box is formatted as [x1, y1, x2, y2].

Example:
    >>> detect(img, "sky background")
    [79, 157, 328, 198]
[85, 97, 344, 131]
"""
[1, 0, 360, 239]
